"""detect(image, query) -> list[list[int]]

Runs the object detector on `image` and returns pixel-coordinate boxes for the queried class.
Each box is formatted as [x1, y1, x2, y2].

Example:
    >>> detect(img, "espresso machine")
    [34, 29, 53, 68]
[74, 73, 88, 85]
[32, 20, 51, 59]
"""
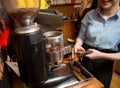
[2, 0, 73, 88]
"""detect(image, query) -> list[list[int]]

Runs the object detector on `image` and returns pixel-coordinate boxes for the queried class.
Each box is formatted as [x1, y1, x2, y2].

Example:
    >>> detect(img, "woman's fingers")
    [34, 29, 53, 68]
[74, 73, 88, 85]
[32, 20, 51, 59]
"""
[74, 45, 85, 53]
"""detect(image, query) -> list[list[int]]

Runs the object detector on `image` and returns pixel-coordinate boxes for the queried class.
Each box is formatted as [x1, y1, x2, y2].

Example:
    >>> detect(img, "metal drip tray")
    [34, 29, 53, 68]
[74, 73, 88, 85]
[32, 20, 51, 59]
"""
[53, 76, 78, 88]
[70, 61, 94, 81]
[54, 61, 94, 88]
[42, 64, 73, 87]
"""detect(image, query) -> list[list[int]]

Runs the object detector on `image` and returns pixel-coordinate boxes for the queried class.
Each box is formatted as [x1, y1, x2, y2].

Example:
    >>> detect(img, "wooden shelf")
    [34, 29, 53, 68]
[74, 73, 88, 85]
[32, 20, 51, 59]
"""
[64, 19, 78, 22]
[51, 3, 81, 6]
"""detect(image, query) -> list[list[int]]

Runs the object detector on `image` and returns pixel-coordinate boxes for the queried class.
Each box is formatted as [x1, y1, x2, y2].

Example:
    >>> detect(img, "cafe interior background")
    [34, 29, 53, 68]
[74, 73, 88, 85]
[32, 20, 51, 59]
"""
[0, 0, 120, 88]
[44, 0, 120, 88]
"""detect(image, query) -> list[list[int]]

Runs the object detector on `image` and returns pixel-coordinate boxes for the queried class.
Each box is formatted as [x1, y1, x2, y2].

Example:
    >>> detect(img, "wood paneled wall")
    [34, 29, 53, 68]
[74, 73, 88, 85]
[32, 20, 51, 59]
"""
[50, 4, 80, 18]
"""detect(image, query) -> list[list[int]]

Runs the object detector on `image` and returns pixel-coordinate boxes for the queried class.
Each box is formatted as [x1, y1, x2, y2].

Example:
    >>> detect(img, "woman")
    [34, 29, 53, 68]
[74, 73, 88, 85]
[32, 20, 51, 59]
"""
[74, 0, 120, 88]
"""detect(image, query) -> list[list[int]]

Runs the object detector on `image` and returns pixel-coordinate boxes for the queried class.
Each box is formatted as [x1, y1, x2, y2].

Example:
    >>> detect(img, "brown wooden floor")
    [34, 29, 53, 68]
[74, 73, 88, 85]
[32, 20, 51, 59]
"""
[110, 72, 120, 88]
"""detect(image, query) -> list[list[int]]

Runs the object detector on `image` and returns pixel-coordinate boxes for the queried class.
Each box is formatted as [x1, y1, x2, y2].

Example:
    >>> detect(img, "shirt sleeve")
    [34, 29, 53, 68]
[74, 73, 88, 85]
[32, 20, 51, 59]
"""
[77, 12, 90, 41]
[77, 22, 86, 41]
[77, 10, 95, 42]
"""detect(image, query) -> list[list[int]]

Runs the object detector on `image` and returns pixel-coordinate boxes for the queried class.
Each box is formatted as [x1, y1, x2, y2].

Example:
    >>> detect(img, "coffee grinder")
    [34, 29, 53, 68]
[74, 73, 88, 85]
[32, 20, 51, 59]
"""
[2, 0, 49, 88]
[2, 0, 73, 88]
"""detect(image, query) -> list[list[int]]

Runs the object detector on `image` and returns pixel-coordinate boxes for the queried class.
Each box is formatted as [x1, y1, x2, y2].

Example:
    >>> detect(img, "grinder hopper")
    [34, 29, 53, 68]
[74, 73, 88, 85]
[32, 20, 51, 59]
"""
[43, 31, 64, 66]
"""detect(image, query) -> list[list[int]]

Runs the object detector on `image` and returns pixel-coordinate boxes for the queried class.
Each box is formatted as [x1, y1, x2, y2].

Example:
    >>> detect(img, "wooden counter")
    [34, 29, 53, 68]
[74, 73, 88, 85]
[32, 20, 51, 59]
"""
[11, 75, 104, 88]
[67, 77, 104, 88]
[11, 73, 104, 88]
[6, 61, 104, 88]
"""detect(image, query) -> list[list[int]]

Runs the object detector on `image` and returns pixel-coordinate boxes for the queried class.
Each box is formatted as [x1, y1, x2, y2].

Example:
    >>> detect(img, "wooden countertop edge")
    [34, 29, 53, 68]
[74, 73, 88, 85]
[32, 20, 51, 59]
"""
[67, 77, 104, 88]
[64, 19, 78, 22]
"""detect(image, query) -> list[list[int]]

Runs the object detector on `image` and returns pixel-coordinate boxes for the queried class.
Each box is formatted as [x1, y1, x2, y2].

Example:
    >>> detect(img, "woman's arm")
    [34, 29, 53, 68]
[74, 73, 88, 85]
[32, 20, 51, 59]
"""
[85, 49, 120, 61]
[101, 52, 120, 61]
[75, 38, 83, 46]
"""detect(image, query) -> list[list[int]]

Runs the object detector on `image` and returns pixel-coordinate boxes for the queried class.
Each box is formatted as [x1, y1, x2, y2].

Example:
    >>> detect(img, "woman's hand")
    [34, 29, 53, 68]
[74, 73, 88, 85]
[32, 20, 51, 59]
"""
[74, 45, 86, 53]
[74, 38, 84, 53]
[85, 49, 104, 59]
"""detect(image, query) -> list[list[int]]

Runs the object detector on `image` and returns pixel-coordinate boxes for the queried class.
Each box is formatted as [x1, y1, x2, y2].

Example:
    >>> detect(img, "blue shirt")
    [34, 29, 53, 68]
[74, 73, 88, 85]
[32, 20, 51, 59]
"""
[77, 9, 120, 51]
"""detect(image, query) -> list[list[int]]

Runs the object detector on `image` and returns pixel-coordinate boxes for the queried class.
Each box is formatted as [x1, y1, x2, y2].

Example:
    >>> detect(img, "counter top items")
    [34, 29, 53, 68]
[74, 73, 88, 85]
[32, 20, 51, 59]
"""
[6, 58, 104, 88]
[6, 43, 103, 88]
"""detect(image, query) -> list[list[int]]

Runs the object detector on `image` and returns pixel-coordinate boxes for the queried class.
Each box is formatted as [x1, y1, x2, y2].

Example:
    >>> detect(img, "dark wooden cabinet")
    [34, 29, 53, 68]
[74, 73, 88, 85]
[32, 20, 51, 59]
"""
[61, 19, 78, 44]
[114, 61, 120, 74]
